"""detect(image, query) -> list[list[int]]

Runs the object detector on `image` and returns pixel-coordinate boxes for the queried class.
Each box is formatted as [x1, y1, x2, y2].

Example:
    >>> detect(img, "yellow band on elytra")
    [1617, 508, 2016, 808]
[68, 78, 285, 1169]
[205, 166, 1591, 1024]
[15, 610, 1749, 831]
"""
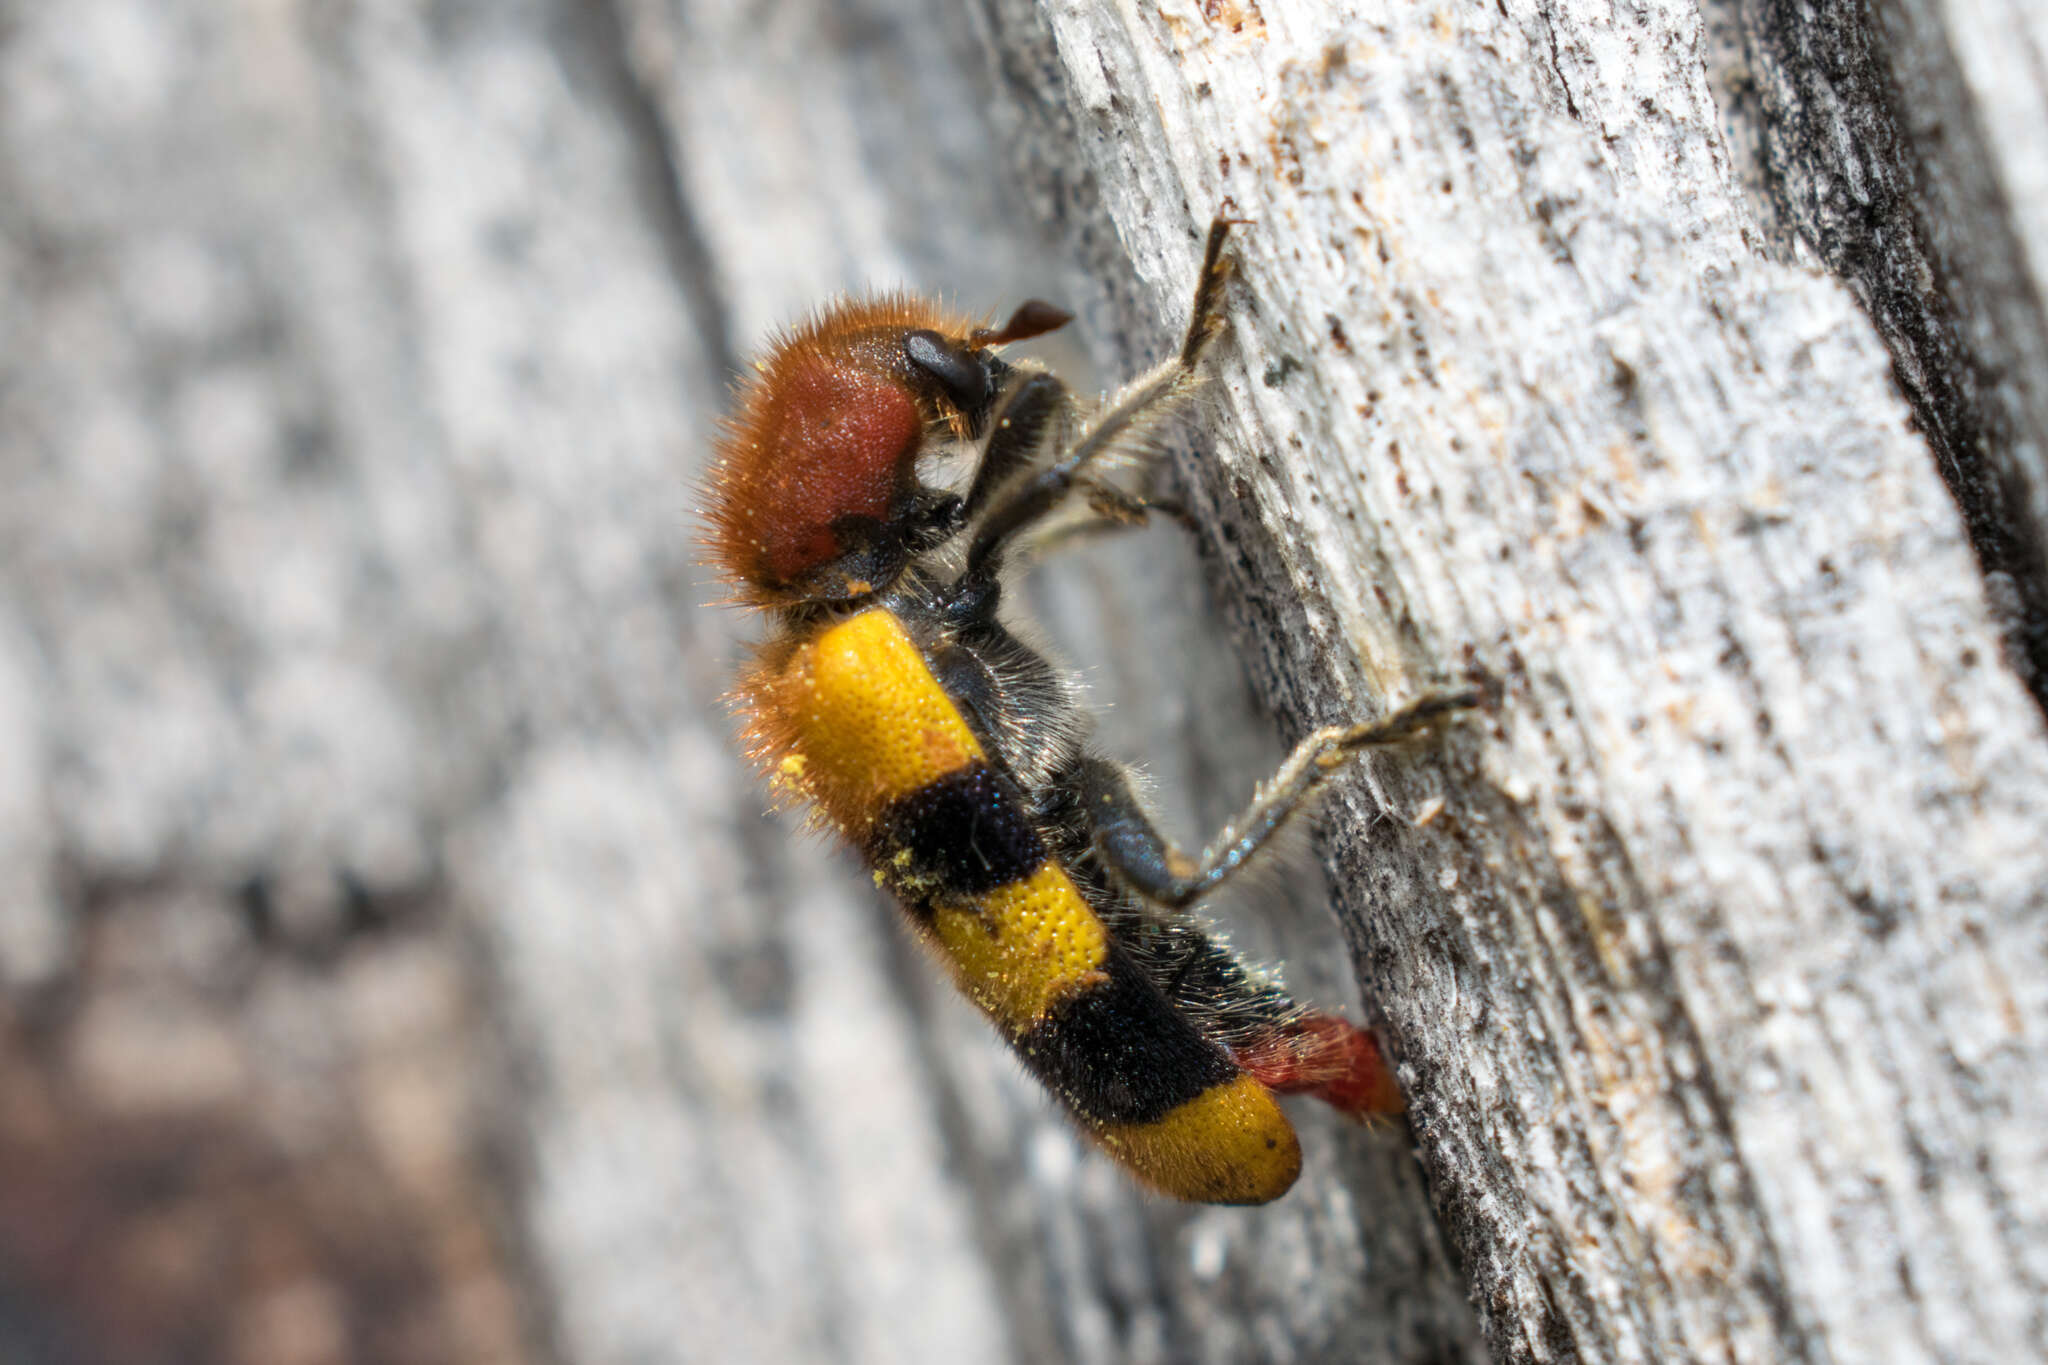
[931, 863, 1111, 1031]
[781, 609, 985, 827]
[1094, 1075, 1302, 1205]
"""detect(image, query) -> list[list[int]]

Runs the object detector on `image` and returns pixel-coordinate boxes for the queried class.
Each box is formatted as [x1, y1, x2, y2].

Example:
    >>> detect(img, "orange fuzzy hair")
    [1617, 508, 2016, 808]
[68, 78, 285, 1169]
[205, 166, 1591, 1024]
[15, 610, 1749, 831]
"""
[703, 294, 983, 601]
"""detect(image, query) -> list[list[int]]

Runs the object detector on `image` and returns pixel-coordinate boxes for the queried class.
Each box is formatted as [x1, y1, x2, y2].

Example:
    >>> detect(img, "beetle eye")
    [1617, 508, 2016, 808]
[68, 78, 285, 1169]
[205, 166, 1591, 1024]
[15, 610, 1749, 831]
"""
[903, 329, 991, 413]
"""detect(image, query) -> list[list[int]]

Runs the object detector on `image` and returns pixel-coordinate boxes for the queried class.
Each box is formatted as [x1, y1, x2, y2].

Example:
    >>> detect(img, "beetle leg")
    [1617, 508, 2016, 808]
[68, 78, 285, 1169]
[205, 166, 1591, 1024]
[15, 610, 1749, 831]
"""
[1065, 688, 1483, 910]
[967, 218, 1237, 574]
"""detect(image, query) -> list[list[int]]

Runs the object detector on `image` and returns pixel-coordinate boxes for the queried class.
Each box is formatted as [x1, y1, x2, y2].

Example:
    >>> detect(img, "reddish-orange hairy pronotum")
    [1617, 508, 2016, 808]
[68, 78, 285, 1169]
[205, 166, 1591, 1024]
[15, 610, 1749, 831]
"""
[707, 295, 1068, 603]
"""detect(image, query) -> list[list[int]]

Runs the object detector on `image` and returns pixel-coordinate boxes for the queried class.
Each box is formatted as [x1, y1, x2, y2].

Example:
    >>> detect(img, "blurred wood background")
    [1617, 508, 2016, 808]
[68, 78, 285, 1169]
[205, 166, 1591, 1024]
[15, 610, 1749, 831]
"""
[1, 1, 2043, 1363]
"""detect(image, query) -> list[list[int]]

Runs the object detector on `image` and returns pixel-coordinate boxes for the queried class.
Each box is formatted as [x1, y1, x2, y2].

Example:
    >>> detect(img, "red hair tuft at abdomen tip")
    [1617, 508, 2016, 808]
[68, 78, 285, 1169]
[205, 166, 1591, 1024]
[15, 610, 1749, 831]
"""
[1232, 1012, 1405, 1118]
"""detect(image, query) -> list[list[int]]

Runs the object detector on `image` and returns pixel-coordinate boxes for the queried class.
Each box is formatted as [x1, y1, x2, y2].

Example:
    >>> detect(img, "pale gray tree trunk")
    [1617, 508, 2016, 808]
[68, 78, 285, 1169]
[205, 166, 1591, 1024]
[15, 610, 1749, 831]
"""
[1, 2, 2042, 1365]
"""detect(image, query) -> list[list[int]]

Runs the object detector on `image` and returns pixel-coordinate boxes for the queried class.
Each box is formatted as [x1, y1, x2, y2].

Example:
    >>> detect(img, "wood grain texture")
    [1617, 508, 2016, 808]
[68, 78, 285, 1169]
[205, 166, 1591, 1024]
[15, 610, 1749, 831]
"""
[966, 1, 2048, 1362]
[3, 0, 2044, 1363]
[1720, 0, 2048, 696]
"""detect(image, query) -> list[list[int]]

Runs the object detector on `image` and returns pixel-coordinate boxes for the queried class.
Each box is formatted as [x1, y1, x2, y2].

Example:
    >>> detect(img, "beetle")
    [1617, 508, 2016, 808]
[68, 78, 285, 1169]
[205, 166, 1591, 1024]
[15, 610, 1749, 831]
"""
[705, 218, 1475, 1203]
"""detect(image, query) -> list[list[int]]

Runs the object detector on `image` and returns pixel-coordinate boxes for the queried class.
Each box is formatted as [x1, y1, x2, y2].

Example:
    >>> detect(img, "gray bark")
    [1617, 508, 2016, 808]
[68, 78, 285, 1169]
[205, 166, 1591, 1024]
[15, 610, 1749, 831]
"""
[1, 2, 2043, 1365]
[984, 1, 2048, 1361]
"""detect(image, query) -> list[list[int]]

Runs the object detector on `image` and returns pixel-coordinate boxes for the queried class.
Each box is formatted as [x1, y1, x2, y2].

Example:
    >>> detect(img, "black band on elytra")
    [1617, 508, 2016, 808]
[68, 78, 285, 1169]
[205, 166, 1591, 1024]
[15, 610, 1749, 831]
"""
[870, 761, 1047, 898]
[1017, 947, 1241, 1125]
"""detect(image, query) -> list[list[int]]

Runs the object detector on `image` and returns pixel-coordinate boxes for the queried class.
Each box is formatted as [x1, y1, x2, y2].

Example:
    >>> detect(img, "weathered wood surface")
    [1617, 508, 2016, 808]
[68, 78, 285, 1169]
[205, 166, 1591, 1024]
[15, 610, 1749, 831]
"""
[982, 1, 2048, 1361]
[2, 1, 2044, 1364]
[1723, 0, 2048, 698]
[988, 1, 2048, 1361]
